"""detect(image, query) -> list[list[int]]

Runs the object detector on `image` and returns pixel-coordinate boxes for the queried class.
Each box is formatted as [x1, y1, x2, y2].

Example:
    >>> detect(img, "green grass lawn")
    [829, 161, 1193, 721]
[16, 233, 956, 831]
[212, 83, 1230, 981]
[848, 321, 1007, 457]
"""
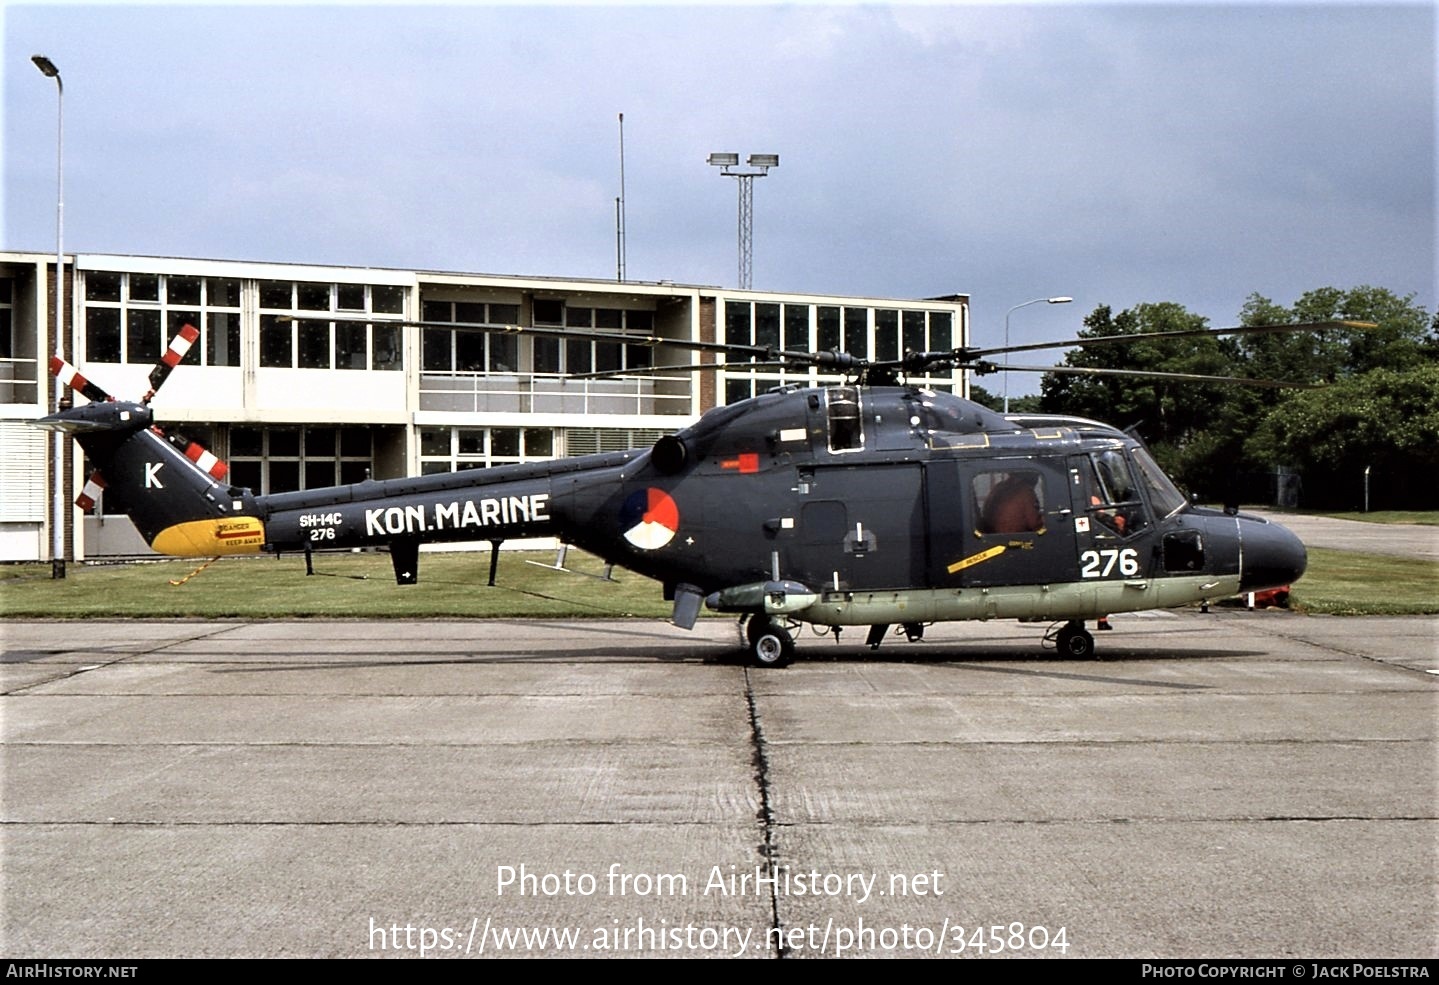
[0, 549, 674, 620]
[1289, 547, 1439, 615]
[3, 542, 1435, 620]
[1311, 511, 1438, 526]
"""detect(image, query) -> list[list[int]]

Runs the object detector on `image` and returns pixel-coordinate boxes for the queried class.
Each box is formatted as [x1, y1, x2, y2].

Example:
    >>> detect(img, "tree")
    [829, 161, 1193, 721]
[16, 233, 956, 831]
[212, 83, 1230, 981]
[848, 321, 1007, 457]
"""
[1237, 286, 1435, 381]
[1233, 287, 1437, 507]
[1039, 302, 1236, 491]
[1246, 364, 1439, 509]
[968, 383, 1040, 414]
[1038, 288, 1436, 505]
[967, 383, 1002, 412]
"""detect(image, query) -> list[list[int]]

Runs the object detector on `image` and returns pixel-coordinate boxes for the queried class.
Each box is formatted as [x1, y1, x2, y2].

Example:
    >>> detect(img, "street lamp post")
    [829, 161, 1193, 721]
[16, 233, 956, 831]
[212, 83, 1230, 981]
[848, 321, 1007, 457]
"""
[707, 152, 778, 290]
[1003, 296, 1072, 414]
[32, 54, 66, 579]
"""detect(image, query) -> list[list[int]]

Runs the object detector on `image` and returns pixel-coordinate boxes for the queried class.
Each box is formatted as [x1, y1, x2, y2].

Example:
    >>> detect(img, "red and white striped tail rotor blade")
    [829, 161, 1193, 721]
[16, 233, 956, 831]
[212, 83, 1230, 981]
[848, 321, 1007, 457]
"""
[75, 471, 107, 512]
[183, 440, 229, 481]
[49, 356, 113, 403]
[142, 322, 200, 404]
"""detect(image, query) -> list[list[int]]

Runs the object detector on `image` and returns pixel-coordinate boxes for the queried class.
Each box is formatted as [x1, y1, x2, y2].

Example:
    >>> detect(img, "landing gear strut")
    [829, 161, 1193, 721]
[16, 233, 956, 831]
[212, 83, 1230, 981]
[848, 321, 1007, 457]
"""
[742, 616, 795, 668]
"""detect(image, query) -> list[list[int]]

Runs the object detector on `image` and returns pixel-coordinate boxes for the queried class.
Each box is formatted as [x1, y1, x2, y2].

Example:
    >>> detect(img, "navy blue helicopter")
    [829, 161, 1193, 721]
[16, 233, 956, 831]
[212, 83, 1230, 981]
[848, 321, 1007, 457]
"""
[40, 316, 1349, 666]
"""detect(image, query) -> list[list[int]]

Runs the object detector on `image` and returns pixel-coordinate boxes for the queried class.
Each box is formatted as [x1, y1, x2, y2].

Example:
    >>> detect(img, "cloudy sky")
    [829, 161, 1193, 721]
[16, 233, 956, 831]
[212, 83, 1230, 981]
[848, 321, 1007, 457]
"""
[4, 2, 1434, 370]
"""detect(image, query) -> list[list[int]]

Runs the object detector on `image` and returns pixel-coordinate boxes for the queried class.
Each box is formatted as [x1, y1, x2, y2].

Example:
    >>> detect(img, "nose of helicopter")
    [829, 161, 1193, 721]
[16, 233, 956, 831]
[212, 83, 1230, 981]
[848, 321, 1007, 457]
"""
[1238, 515, 1308, 592]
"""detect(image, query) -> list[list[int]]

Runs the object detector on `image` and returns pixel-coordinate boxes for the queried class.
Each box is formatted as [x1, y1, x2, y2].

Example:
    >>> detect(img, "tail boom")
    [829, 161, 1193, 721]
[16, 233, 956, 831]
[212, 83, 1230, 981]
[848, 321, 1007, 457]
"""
[261, 476, 560, 554]
[42, 388, 636, 567]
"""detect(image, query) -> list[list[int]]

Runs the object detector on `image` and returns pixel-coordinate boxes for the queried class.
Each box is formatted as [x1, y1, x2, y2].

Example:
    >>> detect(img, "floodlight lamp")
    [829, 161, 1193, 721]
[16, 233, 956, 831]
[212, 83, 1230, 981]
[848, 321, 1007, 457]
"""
[747, 153, 779, 169]
[707, 152, 739, 168]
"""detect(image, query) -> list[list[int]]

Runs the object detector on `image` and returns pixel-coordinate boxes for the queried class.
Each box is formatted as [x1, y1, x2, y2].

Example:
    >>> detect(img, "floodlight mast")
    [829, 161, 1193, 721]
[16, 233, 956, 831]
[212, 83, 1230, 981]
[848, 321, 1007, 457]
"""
[708, 152, 778, 290]
[33, 54, 66, 579]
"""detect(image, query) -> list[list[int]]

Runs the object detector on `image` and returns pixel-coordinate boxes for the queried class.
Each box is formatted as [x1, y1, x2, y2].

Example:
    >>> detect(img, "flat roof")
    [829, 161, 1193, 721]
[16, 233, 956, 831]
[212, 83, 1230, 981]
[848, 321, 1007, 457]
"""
[3, 250, 967, 307]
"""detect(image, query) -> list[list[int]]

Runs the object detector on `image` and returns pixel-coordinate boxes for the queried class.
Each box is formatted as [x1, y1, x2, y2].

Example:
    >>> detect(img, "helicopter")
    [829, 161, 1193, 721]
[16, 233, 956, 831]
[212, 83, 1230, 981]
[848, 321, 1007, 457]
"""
[37, 315, 1358, 667]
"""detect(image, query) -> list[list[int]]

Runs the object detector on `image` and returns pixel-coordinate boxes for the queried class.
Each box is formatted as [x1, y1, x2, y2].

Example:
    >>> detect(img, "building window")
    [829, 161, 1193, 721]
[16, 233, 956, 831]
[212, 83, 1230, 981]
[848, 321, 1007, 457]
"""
[536, 306, 654, 376]
[783, 304, 808, 353]
[808, 304, 871, 357]
[843, 308, 869, 359]
[258, 280, 406, 371]
[874, 308, 952, 361]
[423, 300, 654, 377]
[417, 426, 555, 475]
[725, 377, 753, 405]
[420, 300, 520, 373]
[722, 299, 958, 399]
[228, 425, 374, 495]
[0, 279, 12, 360]
[126, 309, 161, 363]
[206, 278, 242, 367]
[373, 285, 405, 314]
[83, 271, 239, 367]
[85, 308, 122, 363]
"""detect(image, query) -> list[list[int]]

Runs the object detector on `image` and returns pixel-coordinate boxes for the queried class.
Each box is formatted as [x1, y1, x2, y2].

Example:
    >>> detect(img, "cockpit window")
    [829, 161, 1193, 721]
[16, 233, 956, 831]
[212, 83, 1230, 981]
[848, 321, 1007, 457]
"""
[1094, 449, 1137, 503]
[1082, 450, 1149, 537]
[826, 386, 864, 452]
[1131, 446, 1188, 518]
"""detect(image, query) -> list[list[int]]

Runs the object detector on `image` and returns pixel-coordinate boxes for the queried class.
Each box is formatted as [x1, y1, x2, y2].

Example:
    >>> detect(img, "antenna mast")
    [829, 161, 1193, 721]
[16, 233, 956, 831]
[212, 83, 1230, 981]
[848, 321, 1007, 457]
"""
[616, 112, 627, 282]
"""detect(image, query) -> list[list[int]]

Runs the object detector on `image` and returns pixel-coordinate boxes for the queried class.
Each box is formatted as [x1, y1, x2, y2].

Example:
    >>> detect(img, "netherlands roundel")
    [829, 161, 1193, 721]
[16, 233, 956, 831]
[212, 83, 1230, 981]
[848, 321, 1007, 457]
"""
[620, 487, 680, 550]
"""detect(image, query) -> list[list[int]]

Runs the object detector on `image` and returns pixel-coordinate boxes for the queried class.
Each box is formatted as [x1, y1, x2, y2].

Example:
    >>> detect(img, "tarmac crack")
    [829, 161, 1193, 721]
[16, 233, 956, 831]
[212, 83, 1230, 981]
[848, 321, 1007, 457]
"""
[743, 666, 786, 959]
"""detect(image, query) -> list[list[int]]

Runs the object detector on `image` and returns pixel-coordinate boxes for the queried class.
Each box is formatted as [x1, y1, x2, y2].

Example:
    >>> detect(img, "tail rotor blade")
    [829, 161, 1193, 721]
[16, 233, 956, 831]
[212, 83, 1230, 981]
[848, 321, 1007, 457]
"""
[161, 425, 231, 482]
[49, 356, 113, 403]
[182, 439, 229, 481]
[75, 471, 107, 513]
[142, 322, 200, 405]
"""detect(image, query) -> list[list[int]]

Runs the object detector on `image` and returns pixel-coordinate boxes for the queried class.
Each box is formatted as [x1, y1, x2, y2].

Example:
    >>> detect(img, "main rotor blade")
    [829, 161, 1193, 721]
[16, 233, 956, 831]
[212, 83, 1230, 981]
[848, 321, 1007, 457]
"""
[967, 320, 1378, 360]
[989, 362, 1323, 389]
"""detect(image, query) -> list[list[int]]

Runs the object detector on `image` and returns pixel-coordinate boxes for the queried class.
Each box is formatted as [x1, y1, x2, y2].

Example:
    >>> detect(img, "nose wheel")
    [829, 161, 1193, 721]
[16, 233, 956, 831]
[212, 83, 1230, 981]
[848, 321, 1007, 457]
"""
[742, 616, 796, 668]
[1049, 620, 1097, 660]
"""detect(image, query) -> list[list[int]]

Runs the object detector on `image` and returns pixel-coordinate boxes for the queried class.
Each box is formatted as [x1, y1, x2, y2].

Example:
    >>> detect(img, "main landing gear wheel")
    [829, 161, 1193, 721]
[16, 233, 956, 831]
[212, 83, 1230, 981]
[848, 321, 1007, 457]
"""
[1055, 620, 1096, 660]
[744, 616, 795, 668]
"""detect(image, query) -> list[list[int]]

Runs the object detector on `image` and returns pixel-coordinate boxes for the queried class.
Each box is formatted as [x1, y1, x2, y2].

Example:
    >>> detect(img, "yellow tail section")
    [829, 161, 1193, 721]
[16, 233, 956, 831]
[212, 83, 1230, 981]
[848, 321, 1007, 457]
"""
[151, 517, 266, 556]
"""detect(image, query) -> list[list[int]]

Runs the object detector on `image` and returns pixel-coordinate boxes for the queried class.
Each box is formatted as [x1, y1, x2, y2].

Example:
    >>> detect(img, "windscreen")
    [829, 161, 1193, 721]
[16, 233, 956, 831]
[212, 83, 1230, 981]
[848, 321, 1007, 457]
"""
[1130, 446, 1188, 519]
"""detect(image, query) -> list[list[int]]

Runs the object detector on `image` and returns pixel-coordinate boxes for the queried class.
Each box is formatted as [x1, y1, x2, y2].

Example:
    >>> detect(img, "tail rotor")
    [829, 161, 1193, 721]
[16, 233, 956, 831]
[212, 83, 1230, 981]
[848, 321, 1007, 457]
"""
[39, 322, 264, 557]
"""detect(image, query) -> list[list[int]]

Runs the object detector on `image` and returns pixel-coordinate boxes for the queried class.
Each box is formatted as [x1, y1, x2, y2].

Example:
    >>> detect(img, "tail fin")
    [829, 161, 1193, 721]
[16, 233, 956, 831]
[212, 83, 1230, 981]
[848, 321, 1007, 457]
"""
[39, 322, 266, 557]
[36, 401, 265, 556]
